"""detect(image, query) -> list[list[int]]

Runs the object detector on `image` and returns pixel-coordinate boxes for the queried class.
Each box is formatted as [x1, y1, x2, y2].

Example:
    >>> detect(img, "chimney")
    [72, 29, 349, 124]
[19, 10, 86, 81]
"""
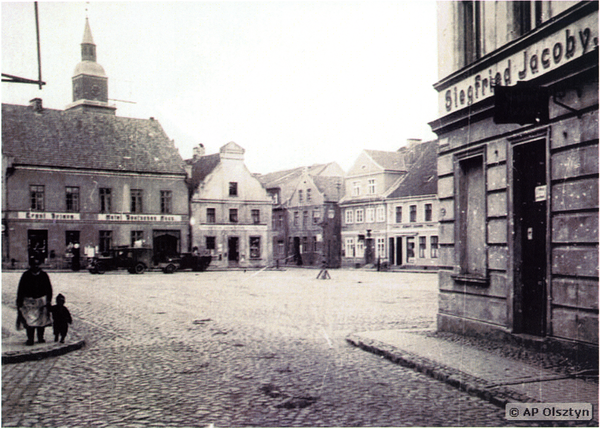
[193, 144, 205, 160]
[407, 138, 422, 149]
[29, 98, 43, 113]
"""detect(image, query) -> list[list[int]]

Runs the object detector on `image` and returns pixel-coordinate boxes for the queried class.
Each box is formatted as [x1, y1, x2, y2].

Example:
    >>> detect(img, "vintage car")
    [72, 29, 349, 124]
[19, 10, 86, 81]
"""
[159, 252, 212, 273]
[88, 247, 154, 274]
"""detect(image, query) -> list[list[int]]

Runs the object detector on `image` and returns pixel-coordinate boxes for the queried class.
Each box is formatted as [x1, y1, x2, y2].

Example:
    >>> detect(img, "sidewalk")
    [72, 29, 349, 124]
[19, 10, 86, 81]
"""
[347, 330, 598, 423]
[2, 303, 85, 364]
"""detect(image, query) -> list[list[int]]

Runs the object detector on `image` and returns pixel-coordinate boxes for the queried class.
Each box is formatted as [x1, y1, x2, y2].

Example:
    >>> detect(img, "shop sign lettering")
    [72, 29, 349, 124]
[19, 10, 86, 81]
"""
[18, 212, 81, 220]
[97, 214, 181, 222]
[440, 14, 598, 114]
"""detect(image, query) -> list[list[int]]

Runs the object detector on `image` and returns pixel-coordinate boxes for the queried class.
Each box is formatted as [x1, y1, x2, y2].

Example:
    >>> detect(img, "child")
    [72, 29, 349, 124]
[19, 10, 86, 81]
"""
[51, 294, 72, 343]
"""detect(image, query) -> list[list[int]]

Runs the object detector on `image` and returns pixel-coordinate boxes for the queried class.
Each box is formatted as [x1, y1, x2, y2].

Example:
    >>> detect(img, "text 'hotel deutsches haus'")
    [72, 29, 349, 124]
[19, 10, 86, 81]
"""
[430, 2, 597, 356]
[2, 19, 191, 269]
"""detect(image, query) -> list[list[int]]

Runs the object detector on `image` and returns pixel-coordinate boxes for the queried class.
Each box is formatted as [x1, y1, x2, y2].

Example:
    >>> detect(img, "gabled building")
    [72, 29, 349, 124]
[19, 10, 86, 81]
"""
[385, 139, 439, 270]
[340, 145, 412, 267]
[258, 163, 344, 267]
[2, 19, 189, 270]
[431, 1, 598, 356]
[187, 142, 272, 269]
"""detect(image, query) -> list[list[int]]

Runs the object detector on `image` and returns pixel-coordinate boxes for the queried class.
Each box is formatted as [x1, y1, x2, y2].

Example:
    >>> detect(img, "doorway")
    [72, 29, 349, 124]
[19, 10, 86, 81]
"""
[153, 230, 181, 264]
[228, 237, 239, 265]
[27, 229, 48, 261]
[513, 139, 547, 336]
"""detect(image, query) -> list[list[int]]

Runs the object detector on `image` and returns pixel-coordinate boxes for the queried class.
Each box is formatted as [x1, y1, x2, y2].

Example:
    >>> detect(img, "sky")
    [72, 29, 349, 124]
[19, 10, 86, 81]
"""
[2, 1, 439, 175]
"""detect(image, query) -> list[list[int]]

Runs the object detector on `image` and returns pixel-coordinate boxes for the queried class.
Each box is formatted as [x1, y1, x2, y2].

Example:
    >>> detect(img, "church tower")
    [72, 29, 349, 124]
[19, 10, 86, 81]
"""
[66, 18, 116, 114]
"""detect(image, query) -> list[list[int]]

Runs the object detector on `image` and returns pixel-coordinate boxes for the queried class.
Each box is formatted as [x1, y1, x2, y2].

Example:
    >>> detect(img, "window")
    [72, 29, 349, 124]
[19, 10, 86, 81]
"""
[30, 185, 44, 211]
[160, 191, 172, 214]
[229, 182, 238, 196]
[99, 231, 112, 254]
[294, 211, 299, 226]
[302, 236, 308, 253]
[419, 236, 427, 258]
[345, 209, 353, 224]
[458, 155, 486, 276]
[269, 190, 279, 204]
[307, 188, 312, 202]
[395, 206, 402, 223]
[298, 190, 303, 204]
[303, 211, 308, 227]
[100, 188, 112, 213]
[313, 236, 317, 253]
[131, 189, 143, 213]
[368, 179, 376, 195]
[66, 187, 79, 212]
[366, 208, 375, 223]
[131, 230, 144, 247]
[376, 206, 385, 222]
[431, 236, 439, 258]
[207, 208, 216, 224]
[356, 239, 365, 258]
[249, 237, 261, 259]
[410, 205, 417, 222]
[376, 237, 386, 260]
[407, 237, 415, 259]
[462, 0, 482, 66]
[352, 181, 360, 196]
[229, 208, 238, 223]
[206, 236, 216, 251]
[252, 209, 260, 224]
[355, 209, 364, 223]
[277, 240, 285, 257]
[278, 215, 284, 229]
[345, 238, 355, 258]
[425, 204, 432, 222]
[312, 210, 320, 224]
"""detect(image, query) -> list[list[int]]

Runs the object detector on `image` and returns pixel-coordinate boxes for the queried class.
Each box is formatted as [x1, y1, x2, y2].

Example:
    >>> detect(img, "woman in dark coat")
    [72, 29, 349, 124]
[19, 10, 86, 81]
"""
[17, 256, 53, 346]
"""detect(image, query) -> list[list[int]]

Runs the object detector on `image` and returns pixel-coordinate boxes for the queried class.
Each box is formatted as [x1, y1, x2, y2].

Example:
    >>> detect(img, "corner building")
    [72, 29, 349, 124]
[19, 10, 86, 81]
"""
[431, 2, 598, 354]
[2, 19, 189, 269]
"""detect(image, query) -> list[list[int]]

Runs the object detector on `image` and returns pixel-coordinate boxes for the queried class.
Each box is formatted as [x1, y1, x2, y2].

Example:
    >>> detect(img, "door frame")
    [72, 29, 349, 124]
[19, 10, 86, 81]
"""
[508, 128, 551, 336]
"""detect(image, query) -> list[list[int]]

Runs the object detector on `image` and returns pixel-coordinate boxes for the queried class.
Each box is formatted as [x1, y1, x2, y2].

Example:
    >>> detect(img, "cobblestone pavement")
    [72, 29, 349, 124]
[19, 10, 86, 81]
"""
[3, 269, 520, 427]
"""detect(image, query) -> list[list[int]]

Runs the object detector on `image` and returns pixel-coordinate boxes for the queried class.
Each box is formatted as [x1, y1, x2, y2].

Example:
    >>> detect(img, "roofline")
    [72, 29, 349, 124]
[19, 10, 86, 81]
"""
[11, 164, 187, 178]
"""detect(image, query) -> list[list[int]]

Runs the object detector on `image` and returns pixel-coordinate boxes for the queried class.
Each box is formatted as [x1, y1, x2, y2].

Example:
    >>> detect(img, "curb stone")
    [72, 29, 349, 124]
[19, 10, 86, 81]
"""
[2, 338, 86, 364]
[346, 333, 535, 409]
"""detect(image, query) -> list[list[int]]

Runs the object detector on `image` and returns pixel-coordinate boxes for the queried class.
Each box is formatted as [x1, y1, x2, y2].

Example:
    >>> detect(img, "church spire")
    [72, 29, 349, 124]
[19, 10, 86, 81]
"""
[66, 18, 116, 114]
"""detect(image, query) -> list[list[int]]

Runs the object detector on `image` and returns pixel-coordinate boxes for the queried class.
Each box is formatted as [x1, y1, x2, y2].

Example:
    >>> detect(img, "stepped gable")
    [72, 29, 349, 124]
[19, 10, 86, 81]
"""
[387, 140, 438, 198]
[2, 103, 185, 175]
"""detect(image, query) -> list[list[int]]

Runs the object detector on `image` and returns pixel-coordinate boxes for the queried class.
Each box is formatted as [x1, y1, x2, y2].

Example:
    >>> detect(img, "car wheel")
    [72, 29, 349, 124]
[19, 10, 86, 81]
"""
[163, 264, 176, 274]
[134, 263, 146, 274]
[96, 263, 106, 274]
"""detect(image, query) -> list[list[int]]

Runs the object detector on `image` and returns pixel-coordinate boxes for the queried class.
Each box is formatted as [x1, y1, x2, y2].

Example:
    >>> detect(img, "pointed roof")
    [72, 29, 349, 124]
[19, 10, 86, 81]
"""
[386, 140, 438, 198]
[82, 18, 94, 44]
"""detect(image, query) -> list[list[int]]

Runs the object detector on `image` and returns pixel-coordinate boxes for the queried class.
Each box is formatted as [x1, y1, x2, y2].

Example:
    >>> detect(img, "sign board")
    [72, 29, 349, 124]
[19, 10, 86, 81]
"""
[494, 83, 549, 125]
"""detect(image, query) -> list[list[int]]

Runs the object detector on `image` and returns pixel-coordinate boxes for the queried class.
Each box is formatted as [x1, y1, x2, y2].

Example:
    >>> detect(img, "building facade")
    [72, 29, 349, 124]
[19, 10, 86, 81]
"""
[431, 1, 598, 354]
[385, 139, 439, 270]
[259, 163, 344, 268]
[2, 19, 189, 270]
[187, 142, 273, 269]
[340, 148, 410, 267]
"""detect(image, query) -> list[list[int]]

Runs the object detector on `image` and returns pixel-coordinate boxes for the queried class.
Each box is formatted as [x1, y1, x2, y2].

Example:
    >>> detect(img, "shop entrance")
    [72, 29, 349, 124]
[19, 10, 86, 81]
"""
[513, 139, 547, 336]
[228, 237, 239, 265]
[153, 230, 181, 264]
[27, 229, 48, 261]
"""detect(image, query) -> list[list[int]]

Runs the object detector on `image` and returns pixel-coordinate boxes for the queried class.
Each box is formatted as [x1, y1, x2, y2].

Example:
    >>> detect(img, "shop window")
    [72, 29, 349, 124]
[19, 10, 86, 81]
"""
[250, 237, 261, 259]
[407, 237, 415, 259]
[229, 182, 238, 197]
[419, 236, 427, 258]
[65, 187, 80, 212]
[376, 237, 386, 259]
[99, 231, 112, 254]
[160, 190, 172, 214]
[356, 239, 365, 258]
[131, 231, 144, 247]
[229, 208, 238, 223]
[345, 238, 355, 258]
[30, 185, 45, 211]
[252, 209, 260, 224]
[458, 155, 486, 276]
[206, 236, 216, 251]
[395, 206, 402, 223]
[100, 188, 112, 213]
[130, 189, 143, 213]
